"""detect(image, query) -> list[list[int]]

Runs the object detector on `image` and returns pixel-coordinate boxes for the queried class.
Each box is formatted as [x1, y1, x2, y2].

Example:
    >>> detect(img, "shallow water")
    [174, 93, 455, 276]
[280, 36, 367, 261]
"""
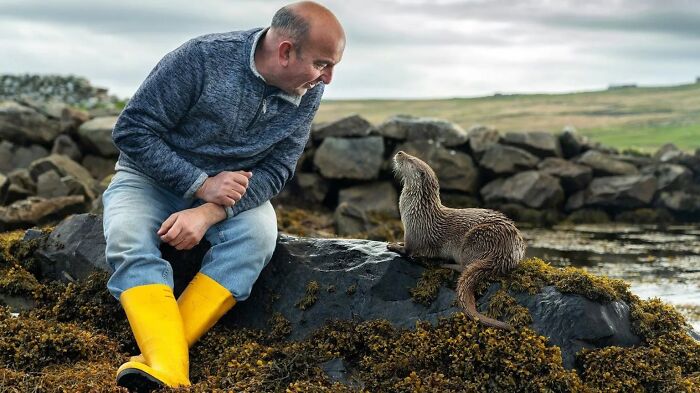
[522, 223, 700, 331]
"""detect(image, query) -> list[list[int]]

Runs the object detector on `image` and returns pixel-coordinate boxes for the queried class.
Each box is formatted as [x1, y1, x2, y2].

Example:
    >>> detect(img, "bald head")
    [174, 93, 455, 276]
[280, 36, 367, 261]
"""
[270, 1, 345, 55]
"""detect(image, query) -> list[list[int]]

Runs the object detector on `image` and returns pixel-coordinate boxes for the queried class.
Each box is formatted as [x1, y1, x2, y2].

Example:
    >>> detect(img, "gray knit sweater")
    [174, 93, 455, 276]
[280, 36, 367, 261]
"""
[113, 27, 324, 218]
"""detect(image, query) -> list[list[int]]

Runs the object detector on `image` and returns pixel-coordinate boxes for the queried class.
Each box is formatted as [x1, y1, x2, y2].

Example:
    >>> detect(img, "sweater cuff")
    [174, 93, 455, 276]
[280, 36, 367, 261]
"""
[225, 205, 234, 219]
[184, 172, 209, 199]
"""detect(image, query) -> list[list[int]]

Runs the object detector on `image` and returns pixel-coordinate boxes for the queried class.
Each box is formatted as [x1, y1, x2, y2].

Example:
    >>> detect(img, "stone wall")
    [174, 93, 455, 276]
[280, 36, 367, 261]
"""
[1, 87, 700, 232]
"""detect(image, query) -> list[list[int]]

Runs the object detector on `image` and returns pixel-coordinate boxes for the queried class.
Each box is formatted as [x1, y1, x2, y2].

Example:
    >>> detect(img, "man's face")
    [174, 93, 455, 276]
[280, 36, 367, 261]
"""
[283, 37, 344, 96]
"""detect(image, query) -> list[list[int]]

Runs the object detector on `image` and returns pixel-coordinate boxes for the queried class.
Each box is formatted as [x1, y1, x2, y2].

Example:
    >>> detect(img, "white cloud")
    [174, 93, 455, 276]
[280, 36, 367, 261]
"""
[0, 0, 698, 99]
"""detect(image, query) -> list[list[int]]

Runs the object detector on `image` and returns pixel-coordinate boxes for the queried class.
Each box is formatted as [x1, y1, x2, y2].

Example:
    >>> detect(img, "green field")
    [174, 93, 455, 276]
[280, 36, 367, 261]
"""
[316, 82, 700, 153]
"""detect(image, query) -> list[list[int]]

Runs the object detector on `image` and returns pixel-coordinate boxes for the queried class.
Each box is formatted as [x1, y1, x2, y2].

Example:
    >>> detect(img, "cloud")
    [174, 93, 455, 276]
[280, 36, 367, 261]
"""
[0, 0, 698, 99]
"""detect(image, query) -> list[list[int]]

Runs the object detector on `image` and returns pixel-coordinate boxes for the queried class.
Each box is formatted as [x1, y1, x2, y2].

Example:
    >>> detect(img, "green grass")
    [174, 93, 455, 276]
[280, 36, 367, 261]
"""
[316, 82, 700, 152]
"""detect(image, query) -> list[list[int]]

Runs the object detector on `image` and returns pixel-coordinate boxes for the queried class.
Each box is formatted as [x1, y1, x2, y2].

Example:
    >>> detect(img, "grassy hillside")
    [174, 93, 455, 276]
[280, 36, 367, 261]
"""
[316, 82, 700, 153]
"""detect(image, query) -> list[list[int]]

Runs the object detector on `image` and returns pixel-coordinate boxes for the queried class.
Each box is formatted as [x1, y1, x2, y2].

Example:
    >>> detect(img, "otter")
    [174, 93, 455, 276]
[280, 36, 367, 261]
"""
[387, 151, 526, 331]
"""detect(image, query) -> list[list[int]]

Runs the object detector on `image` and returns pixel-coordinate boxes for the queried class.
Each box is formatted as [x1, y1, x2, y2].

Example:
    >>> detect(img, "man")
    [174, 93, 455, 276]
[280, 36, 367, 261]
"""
[101, 2, 345, 390]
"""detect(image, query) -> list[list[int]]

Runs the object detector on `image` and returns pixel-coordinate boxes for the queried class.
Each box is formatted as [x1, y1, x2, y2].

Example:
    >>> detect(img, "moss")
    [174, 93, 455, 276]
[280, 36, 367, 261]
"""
[0, 266, 42, 299]
[410, 267, 455, 306]
[564, 209, 611, 224]
[296, 280, 320, 311]
[269, 312, 292, 341]
[0, 230, 24, 267]
[486, 289, 533, 330]
[499, 257, 632, 303]
[0, 307, 119, 371]
[276, 207, 335, 237]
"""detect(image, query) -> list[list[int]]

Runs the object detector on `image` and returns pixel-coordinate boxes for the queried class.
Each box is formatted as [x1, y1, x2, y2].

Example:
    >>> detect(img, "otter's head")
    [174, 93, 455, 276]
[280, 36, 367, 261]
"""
[392, 151, 440, 193]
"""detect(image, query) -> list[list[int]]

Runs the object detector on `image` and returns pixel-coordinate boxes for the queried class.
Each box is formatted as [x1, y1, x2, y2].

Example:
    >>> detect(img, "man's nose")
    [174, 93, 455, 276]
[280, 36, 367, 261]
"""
[320, 67, 334, 84]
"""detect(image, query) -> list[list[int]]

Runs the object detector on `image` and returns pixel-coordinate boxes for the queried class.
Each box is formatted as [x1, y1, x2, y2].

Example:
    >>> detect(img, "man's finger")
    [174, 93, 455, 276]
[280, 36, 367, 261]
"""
[158, 214, 177, 236]
[161, 220, 182, 242]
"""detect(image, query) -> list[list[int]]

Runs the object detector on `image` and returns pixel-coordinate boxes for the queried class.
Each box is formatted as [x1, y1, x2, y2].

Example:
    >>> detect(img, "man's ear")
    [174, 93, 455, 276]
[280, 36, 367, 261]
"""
[278, 41, 293, 67]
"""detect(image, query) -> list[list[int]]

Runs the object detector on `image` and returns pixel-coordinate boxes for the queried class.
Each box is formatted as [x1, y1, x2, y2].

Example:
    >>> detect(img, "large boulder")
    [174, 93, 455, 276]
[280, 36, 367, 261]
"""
[640, 163, 693, 192]
[77, 116, 119, 157]
[582, 175, 658, 209]
[51, 134, 83, 162]
[377, 115, 468, 147]
[28, 154, 97, 200]
[575, 150, 639, 176]
[466, 125, 501, 158]
[0, 195, 85, 231]
[481, 170, 565, 209]
[311, 114, 375, 140]
[537, 157, 593, 194]
[313, 136, 384, 180]
[394, 141, 480, 193]
[25, 215, 644, 370]
[656, 191, 700, 214]
[337, 182, 399, 218]
[502, 131, 562, 158]
[0, 140, 49, 173]
[478, 144, 540, 176]
[558, 126, 590, 159]
[0, 100, 63, 145]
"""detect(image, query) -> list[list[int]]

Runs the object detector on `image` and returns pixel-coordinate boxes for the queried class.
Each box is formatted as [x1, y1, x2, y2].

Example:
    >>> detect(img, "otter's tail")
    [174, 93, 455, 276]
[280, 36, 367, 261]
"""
[456, 259, 514, 331]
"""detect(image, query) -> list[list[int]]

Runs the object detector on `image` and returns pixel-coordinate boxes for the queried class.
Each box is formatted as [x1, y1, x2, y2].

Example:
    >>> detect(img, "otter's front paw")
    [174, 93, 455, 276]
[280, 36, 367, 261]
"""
[387, 242, 407, 255]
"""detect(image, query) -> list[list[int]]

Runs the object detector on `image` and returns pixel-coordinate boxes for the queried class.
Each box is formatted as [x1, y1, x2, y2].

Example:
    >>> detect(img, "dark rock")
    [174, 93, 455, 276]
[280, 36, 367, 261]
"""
[28, 154, 97, 200]
[0, 173, 8, 205]
[394, 141, 480, 193]
[537, 157, 593, 194]
[77, 116, 119, 156]
[333, 202, 368, 236]
[0, 195, 86, 231]
[558, 126, 589, 159]
[293, 172, 329, 204]
[0, 100, 63, 145]
[337, 182, 399, 218]
[377, 115, 468, 147]
[60, 106, 90, 134]
[656, 191, 700, 213]
[564, 191, 586, 212]
[81, 155, 116, 181]
[7, 168, 36, 194]
[440, 192, 481, 208]
[583, 175, 658, 209]
[478, 144, 540, 176]
[575, 150, 638, 176]
[5, 184, 31, 205]
[313, 137, 384, 180]
[36, 170, 71, 198]
[11, 144, 49, 170]
[654, 143, 684, 162]
[312, 114, 375, 140]
[480, 285, 640, 369]
[502, 131, 562, 158]
[28, 214, 644, 370]
[467, 125, 501, 158]
[640, 163, 693, 192]
[481, 171, 564, 209]
[0, 140, 13, 173]
[51, 134, 83, 162]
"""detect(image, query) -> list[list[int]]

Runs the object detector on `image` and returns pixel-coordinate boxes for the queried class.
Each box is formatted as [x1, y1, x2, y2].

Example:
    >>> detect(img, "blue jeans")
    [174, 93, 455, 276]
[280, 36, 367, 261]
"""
[102, 170, 278, 301]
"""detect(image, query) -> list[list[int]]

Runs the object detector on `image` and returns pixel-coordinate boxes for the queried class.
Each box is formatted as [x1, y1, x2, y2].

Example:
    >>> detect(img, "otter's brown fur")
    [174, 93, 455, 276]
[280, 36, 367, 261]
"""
[388, 151, 526, 331]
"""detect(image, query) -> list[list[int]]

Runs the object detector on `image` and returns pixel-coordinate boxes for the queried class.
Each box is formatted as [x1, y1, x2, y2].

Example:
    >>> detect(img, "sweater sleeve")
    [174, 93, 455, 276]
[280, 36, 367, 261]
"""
[225, 90, 322, 218]
[112, 40, 208, 198]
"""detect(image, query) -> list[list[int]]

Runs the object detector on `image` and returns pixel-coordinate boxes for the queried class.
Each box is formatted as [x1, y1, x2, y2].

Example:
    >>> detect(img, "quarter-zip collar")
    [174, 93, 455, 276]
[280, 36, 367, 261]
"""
[249, 27, 303, 107]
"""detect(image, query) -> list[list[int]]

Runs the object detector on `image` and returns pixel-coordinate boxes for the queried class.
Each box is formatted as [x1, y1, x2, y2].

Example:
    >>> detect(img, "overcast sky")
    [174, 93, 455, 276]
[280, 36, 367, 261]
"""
[1, 0, 699, 99]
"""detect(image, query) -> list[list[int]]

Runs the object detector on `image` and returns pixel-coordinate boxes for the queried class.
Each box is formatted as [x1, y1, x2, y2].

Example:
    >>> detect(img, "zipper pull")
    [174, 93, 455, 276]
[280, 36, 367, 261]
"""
[262, 99, 267, 114]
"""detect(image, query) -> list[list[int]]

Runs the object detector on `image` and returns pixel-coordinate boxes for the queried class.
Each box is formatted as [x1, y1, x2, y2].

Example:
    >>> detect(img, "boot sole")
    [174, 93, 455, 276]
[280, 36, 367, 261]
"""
[116, 368, 164, 392]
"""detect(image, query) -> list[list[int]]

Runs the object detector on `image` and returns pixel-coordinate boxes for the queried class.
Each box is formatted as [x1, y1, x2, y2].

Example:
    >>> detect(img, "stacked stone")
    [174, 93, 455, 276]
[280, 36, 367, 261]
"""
[286, 114, 700, 234]
[2, 88, 700, 233]
[0, 74, 122, 110]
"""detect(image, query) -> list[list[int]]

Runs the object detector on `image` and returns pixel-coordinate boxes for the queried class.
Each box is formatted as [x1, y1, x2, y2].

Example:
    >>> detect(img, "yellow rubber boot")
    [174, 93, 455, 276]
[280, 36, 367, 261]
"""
[130, 273, 236, 364]
[116, 284, 191, 391]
